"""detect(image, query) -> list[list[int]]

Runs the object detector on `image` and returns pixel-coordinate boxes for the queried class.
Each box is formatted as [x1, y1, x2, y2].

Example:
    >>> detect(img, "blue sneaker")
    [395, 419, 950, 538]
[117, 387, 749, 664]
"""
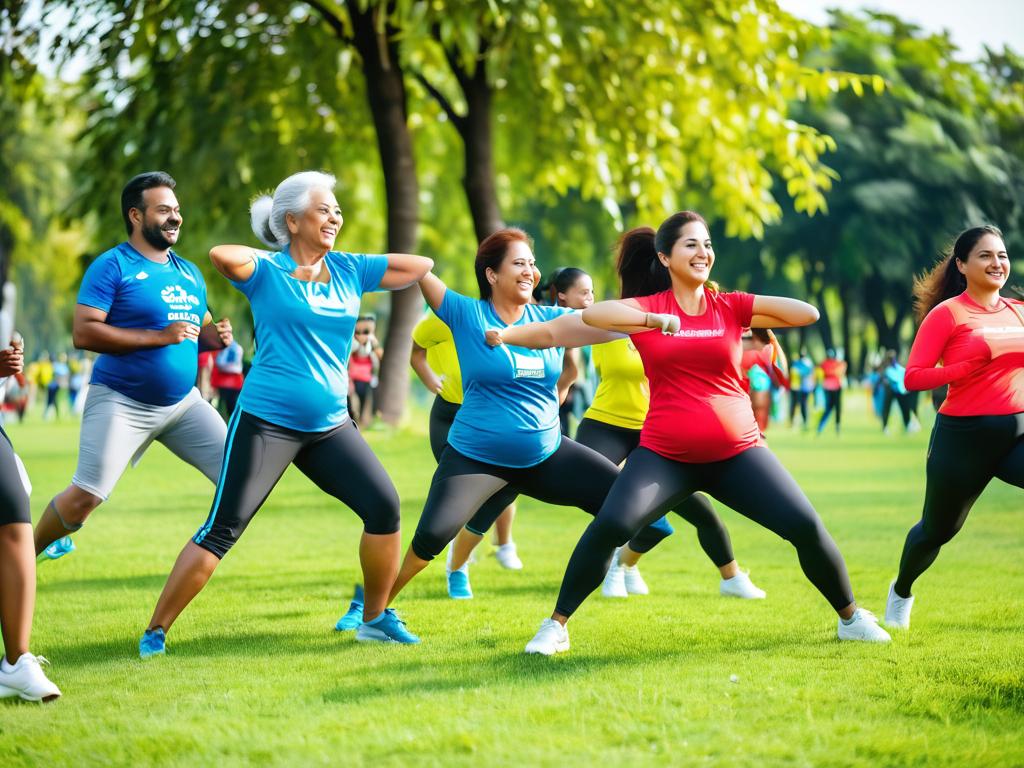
[139, 628, 166, 659]
[447, 568, 473, 600]
[335, 601, 364, 631]
[41, 536, 76, 561]
[355, 609, 420, 644]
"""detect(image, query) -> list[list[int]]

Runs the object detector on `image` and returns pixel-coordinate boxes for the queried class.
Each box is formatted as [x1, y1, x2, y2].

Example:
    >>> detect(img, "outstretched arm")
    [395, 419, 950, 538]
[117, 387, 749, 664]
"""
[486, 312, 626, 350]
[379, 253, 434, 290]
[210, 245, 260, 282]
[581, 299, 680, 335]
[418, 273, 447, 312]
[750, 296, 819, 328]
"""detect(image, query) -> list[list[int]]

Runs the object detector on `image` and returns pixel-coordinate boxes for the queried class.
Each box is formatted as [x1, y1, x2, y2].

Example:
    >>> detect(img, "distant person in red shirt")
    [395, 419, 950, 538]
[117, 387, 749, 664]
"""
[503, 211, 891, 655]
[211, 339, 244, 418]
[816, 349, 846, 435]
[885, 225, 1024, 630]
[348, 315, 381, 426]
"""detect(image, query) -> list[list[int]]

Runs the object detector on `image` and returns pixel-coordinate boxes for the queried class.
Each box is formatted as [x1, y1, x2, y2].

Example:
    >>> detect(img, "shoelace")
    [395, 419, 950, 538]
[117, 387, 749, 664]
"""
[855, 609, 879, 623]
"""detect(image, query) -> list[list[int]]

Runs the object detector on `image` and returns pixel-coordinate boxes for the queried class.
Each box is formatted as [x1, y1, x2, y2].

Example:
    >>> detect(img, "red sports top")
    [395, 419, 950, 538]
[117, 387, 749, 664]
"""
[905, 292, 1024, 416]
[632, 290, 761, 463]
[820, 358, 845, 391]
[348, 352, 374, 384]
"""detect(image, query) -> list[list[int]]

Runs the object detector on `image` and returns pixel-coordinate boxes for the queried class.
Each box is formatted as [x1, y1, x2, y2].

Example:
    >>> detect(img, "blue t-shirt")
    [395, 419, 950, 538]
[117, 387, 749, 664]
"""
[438, 290, 570, 468]
[233, 248, 388, 432]
[77, 243, 208, 406]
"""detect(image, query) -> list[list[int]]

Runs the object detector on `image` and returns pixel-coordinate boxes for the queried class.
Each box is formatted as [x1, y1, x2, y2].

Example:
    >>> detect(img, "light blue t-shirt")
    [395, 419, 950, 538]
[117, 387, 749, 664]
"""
[77, 242, 207, 406]
[233, 248, 388, 431]
[438, 290, 570, 468]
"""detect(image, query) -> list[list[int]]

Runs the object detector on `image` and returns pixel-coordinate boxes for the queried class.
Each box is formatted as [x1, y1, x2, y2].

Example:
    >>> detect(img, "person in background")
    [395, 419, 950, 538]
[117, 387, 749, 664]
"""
[212, 338, 244, 419]
[348, 315, 382, 426]
[816, 348, 846, 436]
[789, 349, 815, 429]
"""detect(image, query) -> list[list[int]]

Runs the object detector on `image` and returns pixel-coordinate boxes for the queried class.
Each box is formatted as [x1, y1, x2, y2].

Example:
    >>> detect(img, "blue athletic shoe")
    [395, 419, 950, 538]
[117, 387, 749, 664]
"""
[447, 568, 473, 600]
[41, 536, 76, 561]
[335, 601, 364, 631]
[355, 609, 420, 644]
[139, 628, 166, 659]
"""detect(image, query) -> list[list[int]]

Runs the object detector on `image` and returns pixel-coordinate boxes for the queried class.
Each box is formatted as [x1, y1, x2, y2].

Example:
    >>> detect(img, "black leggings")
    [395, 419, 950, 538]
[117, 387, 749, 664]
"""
[411, 438, 624, 561]
[193, 410, 400, 558]
[817, 389, 842, 433]
[554, 446, 854, 617]
[790, 391, 810, 426]
[427, 397, 519, 534]
[575, 418, 733, 563]
[894, 412, 1024, 596]
[0, 427, 30, 526]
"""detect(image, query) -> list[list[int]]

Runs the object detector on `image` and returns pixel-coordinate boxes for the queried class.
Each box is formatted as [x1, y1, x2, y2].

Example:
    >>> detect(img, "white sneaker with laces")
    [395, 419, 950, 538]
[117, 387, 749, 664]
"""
[720, 571, 767, 599]
[601, 549, 628, 598]
[837, 608, 891, 643]
[494, 542, 524, 570]
[622, 564, 649, 595]
[884, 581, 914, 629]
[0, 653, 62, 702]
[524, 618, 569, 655]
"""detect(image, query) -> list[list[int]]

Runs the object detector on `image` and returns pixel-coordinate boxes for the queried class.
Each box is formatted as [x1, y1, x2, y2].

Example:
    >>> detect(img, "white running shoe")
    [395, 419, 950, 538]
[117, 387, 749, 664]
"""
[524, 618, 569, 656]
[720, 571, 767, 599]
[601, 549, 628, 598]
[837, 608, 891, 643]
[884, 581, 914, 629]
[0, 653, 61, 702]
[623, 564, 649, 595]
[494, 542, 524, 570]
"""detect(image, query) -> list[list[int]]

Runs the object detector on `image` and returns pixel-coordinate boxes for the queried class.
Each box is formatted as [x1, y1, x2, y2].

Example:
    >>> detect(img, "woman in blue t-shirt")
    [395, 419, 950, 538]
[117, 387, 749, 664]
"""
[139, 171, 433, 655]
[381, 228, 675, 622]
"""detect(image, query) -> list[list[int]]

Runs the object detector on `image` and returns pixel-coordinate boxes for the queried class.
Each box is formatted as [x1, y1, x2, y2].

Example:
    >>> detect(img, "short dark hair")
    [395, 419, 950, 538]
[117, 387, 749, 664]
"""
[474, 227, 533, 299]
[121, 171, 177, 235]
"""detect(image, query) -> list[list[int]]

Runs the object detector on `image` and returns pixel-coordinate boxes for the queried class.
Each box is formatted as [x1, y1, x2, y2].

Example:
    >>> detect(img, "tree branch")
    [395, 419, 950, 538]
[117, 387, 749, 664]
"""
[305, 0, 353, 44]
[410, 68, 466, 132]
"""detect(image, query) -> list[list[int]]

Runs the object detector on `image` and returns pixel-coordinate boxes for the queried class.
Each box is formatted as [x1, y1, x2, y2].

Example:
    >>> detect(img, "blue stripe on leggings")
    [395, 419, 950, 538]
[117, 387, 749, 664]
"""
[193, 406, 243, 545]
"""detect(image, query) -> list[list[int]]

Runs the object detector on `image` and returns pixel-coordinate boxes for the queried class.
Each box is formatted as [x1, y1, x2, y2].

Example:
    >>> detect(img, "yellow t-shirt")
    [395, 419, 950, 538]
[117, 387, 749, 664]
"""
[411, 311, 463, 405]
[583, 337, 649, 430]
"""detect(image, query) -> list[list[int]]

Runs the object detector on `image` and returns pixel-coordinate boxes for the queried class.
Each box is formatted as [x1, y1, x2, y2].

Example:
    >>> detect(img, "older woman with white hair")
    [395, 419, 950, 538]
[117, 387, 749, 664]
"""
[138, 171, 433, 656]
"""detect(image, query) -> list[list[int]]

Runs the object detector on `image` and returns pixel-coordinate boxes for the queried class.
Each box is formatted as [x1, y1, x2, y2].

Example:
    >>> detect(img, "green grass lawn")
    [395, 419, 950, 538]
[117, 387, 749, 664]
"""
[1, 396, 1021, 766]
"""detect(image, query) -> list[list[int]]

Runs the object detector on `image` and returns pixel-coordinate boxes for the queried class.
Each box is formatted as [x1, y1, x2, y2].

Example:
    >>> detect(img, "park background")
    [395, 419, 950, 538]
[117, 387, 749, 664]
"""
[1, 1, 1023, 765]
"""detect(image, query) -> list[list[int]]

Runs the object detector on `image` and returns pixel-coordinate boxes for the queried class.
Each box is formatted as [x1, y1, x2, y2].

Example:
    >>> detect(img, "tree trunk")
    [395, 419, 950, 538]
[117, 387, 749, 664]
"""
[458, 55, 503, 240]
[838, 282, 854, 375]
[349, 2, 420, 425]
[815, 289, 834, 351]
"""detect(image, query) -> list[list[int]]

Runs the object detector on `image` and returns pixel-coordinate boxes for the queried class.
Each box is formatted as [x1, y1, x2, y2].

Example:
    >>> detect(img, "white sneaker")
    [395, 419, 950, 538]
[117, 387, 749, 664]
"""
[720, 571, 767, 599]
[524, 618, 569, 656]
[837, 608, 891, 643]
[0, 653, 62, 702]
[494, 542, 524, 570]
[884, 581, 914, 629]
[601, 549, 628, 598]
[623, 564, 649, 595]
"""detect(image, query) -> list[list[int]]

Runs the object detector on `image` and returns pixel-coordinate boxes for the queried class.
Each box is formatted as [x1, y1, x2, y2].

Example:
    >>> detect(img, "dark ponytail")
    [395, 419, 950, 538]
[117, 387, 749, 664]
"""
[913, 225, 1003, 321]
[617, 211, 713, 299]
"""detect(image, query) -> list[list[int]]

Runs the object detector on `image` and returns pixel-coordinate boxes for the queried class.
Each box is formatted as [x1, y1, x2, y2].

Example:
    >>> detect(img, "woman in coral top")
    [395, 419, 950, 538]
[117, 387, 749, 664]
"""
[495, 211, 891, 654]
[885, 225, 1024, 630]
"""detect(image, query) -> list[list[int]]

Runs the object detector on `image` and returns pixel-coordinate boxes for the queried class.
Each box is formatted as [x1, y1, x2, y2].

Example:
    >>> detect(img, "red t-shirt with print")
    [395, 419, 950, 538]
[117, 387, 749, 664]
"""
[905, 292, 1024, 416]
[632, 289, 761, 463]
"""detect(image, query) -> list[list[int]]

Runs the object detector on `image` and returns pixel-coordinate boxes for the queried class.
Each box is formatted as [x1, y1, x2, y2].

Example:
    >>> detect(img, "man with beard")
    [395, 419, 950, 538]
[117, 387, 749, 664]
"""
[33, 172, 234, 558]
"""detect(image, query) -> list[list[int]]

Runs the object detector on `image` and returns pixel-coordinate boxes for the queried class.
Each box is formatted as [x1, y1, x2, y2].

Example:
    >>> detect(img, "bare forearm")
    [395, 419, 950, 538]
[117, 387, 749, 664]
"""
[500, 324, 557, 349]
[73, 322, 168, 354]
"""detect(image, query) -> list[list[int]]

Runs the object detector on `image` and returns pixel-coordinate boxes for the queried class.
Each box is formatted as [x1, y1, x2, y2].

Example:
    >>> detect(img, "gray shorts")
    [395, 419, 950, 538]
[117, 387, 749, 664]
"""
[72, 384, 226, 500]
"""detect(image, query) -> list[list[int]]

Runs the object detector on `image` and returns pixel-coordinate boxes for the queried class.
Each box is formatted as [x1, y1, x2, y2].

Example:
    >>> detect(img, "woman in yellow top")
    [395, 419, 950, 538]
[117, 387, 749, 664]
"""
[576, 265, 767, 600]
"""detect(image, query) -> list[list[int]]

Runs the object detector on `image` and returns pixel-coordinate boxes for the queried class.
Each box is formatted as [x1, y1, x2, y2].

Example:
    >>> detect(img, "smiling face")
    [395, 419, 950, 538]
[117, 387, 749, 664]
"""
[488, 240, 538, 305]
[132, 186, 182, 250]
[557, 274, 594, 310]
[957, 233, 1010, 292]
[659, 220, 714, 287]
[288, 187, 343, 251]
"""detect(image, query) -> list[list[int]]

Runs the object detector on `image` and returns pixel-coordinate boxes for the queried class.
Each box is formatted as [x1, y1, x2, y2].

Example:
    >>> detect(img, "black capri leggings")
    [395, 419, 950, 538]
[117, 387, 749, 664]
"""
[894, 412, 1024, 596]
[0, 427, 30, 526]
[412, 437, 630, 561]
[574, 418, 733, 563]
[428, 396, 519, 534]
[554, 446, 854, 617]
[193, 410, 400, 558]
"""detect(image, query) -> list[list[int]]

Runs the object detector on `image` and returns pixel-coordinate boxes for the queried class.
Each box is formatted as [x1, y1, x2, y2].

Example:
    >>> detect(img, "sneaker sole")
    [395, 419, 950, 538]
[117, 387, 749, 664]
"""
[0, 683, 61, 702]
[525, 640, 570, 656]
[355, 628, 420, 644]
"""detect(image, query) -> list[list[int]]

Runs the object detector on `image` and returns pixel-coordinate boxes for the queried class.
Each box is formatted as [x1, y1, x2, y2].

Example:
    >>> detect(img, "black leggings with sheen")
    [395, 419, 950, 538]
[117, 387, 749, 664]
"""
[574, 418, 733, 563]
[554, 446, 855, 617]
[193, 410, 400, 558]
[0, 427, 30, 526]
[894, 412, 1024, 596]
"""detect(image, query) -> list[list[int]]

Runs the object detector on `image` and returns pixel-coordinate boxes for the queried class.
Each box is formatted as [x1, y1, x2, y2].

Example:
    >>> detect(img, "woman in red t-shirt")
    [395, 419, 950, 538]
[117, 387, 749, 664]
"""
[885, 225, 1024, 630]
[504, 211, 890, 654]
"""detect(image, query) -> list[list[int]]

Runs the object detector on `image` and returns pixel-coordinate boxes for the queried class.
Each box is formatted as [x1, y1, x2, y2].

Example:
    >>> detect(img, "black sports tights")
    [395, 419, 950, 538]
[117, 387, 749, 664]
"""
[574, 417, 733, 563]
[894, 412, 1024, 596]
[554, 446, 855, 617]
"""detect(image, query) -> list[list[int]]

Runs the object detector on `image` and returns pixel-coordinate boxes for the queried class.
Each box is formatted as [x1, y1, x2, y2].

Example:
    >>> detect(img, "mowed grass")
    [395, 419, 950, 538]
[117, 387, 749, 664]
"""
[1, 396, 1022, 767]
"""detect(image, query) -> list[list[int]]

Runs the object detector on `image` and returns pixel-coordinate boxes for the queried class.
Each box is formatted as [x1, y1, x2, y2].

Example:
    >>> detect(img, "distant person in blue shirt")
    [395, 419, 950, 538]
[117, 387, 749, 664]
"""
[140, 171, 433, 656]
[380, 228, 671, 637]
[881, 350, 919, 434]
[788, 349, 816, 429]
[33, 171, 234, 562]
